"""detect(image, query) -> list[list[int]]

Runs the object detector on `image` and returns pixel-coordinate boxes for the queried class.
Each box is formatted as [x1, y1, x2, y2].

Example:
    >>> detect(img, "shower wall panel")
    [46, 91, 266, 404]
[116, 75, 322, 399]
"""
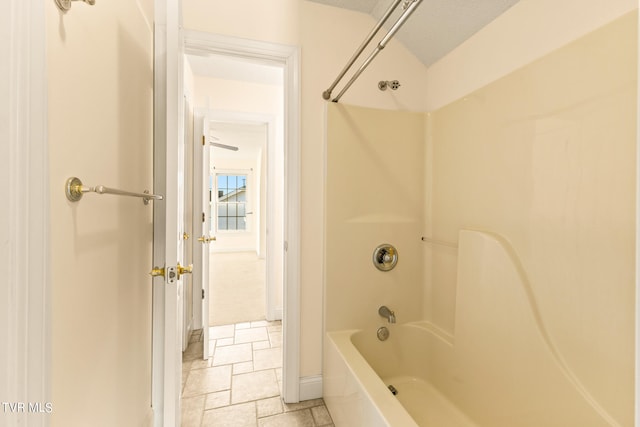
[325, 103, 425, 332]
[427, 12, 637, 425]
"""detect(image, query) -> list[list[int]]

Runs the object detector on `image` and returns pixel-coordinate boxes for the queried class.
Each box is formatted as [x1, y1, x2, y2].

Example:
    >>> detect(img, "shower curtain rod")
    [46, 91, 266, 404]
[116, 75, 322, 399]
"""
[322, 0, 423, 103]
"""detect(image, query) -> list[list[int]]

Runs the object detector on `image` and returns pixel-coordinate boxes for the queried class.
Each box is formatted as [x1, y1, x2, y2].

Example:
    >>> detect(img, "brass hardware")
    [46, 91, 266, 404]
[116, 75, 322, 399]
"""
[54, 0, 95, 12]
[151, 264, 192, 280]
[65, 177, 84, 202]
[198, 236, 216, 243]
[65, 176, 163, 205]
[183, 232, 190, 240]
[149, 267, 165, 277]
[211, 236, 217, 241]
[202, 135, 205, 146]
[177, 263, 193, 279]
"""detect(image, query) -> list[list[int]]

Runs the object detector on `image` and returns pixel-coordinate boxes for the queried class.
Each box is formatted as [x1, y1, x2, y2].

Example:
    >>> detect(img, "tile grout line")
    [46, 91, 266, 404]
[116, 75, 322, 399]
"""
[183, 321, 333, 427]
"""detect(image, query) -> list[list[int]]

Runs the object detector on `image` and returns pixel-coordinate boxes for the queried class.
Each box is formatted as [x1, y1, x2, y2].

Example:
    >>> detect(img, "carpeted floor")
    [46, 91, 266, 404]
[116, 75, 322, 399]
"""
[209, 251, 266, 326]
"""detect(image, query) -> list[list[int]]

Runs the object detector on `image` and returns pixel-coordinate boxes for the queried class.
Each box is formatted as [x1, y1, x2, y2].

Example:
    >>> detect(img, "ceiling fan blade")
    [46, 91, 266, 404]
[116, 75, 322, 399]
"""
[210, 141, 239, 151]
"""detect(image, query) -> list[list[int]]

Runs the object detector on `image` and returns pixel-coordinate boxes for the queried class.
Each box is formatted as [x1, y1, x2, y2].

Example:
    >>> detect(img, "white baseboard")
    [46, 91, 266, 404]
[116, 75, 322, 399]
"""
[299, 375, 323, 401]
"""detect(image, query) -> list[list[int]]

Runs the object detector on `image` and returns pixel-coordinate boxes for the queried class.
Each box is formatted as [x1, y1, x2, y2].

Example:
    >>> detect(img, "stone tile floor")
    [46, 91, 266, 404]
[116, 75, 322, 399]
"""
[182, 320, 334, 427]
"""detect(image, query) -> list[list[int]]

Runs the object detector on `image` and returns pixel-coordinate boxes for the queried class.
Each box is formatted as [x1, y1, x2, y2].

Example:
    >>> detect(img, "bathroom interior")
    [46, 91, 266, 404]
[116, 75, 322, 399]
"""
[35, 0, 638, 425]
[322, 1, 636, 427]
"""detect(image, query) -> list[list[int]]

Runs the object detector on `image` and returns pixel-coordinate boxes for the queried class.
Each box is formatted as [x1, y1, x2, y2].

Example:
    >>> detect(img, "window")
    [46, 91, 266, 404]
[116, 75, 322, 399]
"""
[215, 174, 247, 231]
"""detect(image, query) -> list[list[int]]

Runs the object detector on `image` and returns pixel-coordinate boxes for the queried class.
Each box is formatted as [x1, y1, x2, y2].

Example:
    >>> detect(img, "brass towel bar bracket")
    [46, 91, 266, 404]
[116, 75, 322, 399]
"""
[54, 0, 95, 12]
[65, 177, 163, 205]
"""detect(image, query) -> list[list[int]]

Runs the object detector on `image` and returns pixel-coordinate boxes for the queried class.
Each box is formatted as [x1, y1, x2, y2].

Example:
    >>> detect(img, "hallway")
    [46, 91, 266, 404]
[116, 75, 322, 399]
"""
[181, 321, 333, 426]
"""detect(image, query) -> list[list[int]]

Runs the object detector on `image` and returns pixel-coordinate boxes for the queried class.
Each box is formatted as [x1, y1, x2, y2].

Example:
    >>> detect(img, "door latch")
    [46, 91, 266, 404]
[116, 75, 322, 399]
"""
[149, 265, 179, 284]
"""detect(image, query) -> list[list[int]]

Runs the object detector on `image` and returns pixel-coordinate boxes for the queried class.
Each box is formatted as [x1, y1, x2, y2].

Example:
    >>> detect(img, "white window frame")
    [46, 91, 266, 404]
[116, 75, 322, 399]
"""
[212, 170, 252, 234]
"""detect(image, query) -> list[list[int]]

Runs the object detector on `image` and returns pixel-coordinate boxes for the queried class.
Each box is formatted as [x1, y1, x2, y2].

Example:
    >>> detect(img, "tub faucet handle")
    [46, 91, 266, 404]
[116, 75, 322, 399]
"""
[378, 306, 396, 324]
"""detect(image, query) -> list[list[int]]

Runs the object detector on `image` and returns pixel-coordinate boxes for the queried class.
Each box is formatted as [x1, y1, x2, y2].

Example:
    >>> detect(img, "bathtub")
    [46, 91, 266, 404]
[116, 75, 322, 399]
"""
[323, 322, 477, 427]
[324, 231, 624, 427]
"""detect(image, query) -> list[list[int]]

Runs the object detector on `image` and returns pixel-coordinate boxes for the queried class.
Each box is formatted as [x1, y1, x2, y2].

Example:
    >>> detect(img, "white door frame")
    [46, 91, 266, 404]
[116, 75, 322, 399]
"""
[183, 30, 301, 403]
[152, 0, 184, 424]
[2, 0, 50, 426]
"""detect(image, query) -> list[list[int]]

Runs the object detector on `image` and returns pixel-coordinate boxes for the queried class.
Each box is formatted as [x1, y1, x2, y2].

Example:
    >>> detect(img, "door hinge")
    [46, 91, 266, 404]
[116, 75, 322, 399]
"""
[202, 289, 205, 300]
[202, 135, 205, 146]
[202, 212, 205, 223]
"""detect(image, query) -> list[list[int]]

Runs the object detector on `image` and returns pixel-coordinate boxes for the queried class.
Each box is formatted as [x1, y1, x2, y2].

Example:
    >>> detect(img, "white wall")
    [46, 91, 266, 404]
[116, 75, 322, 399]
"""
[47, 0, 154, 425]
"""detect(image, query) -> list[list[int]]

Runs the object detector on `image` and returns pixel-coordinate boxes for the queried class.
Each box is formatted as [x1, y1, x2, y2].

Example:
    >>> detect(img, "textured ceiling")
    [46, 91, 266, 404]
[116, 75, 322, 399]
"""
[308, 0, 522, 67]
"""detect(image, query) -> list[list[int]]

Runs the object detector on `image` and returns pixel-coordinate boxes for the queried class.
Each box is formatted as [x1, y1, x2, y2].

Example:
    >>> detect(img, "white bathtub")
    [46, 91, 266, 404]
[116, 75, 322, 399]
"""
[324, 323, 477, 427]
[324, 231, 623, 427]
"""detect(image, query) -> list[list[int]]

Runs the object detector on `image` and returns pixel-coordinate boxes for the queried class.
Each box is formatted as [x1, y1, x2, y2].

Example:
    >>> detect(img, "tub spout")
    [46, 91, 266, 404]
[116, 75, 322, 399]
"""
[378, 306, 396, 323]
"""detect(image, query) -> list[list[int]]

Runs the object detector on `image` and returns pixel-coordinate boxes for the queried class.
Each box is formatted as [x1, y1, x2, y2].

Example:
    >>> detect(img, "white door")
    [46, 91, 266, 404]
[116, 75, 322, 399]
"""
[193, 114, 212, 358]
[181, 95, 192, 352]
[152, 0, 184, 424]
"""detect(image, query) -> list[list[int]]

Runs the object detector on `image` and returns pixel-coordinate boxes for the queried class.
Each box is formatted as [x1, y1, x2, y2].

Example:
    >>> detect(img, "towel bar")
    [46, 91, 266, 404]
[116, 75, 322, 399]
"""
[65, 177, 163, 205]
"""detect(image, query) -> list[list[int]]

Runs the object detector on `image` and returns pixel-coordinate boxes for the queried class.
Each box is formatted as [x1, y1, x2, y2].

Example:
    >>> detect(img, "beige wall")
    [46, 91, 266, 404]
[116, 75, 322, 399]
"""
[47, 0, 154, 425]
[426, 0, 638, 110]
[425, 10, 637, 426]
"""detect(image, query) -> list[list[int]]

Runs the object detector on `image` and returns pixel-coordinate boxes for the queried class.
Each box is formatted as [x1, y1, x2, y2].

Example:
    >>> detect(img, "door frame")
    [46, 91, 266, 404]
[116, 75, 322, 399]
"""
[183, 29, 301, 403]
[2, 0, 50, 425]
[152, 0, 184, 424]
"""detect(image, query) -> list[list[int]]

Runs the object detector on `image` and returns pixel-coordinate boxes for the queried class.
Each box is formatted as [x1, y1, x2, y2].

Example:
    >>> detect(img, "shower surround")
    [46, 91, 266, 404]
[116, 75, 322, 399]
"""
[324, 11, 636, 426]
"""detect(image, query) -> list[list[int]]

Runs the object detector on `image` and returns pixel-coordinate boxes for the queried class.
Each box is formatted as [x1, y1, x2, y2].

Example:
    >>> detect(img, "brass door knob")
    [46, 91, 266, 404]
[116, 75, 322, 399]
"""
[183, 232, 190, 240]
[149, 267, 165, 277]
[198, 236, 217, 243]
[177, 263, 193, 279]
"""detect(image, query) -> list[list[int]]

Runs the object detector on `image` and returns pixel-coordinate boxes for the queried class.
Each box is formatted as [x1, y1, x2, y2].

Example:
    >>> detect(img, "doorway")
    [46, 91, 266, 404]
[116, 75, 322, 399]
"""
[206, 120, 277, 327]
[183, 30, 301, 404]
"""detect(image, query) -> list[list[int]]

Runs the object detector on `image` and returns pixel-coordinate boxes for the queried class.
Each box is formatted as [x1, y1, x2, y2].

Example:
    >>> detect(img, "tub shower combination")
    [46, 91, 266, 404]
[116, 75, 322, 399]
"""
[321, 1, 631, 425]
[323, 231, 621, 427]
